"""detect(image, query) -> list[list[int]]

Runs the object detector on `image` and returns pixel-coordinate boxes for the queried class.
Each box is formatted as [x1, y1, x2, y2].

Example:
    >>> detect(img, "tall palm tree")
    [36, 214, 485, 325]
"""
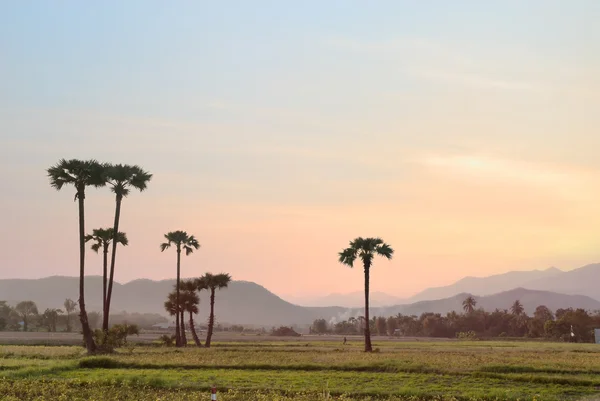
[511, 300, 524, 316]
[202, 273, 232, 348]
[85, 228, 128, 320]
[181, 280, 202, 347]
[48, 159, 105, 353]
[63, 298, 77, 333]
[103, 164, 151, 331]
[160, 231, 200, 347]
[462, 296, 477, 314]
[338, 237, 394, 352]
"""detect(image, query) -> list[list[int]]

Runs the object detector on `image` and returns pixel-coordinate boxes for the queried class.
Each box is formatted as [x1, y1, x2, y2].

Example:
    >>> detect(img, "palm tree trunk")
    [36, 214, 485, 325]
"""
[180, 310, 187, 345]
[104, 195, 122, 331]
[175, 248, 181, 347]
[205, 288, 216, 348]
[102, 244, 108, 325]
[363, 263, 372, 352]
[189, 312, 202, 347]
[78, 190, 96, 353]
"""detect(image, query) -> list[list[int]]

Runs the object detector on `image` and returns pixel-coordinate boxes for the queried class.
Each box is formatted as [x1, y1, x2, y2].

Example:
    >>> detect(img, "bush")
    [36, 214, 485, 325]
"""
[271, 326, 301, 337]
[158, 334, 176, 347]
[456, 331, 478, 341]
[93, 324, 140, 351]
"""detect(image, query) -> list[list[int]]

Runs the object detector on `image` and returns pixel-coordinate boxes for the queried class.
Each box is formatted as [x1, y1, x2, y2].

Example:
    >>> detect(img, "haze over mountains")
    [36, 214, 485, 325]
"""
[1, 263, 599, 326]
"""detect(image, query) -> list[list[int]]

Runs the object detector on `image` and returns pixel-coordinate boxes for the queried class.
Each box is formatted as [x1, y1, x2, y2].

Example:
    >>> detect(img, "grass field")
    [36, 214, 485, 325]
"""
[2, 338, 600, 400]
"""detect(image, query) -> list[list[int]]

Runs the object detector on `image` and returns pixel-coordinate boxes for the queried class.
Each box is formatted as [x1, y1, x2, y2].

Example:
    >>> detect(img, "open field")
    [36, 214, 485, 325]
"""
[2, 339, 600, 400]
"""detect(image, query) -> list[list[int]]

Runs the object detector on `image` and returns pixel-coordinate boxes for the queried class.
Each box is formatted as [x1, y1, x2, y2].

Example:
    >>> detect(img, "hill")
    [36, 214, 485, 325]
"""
[2, 276, 600, 326]
[372, 288, 600, 318]
[407, 267, 565, 302]
[285, 291, 405, 308]
[0, 276, 345, 327]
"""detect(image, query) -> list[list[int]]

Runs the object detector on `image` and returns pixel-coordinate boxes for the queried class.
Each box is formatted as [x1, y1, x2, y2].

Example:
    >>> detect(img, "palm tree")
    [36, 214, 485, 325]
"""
[15, 301, 38, 332]
[338, 237, 394, 352]
[202, 273, 232, 348]
[63, 298, 77, 333]
[160, 231, 200, 347]
[85, 228, 128, 320]
[48, 159, 105, 353]
[182, 280, 202, 347]
[103, 164, 152, 332]
[462, 296, 477, 314]
[511, 300, 524, 316]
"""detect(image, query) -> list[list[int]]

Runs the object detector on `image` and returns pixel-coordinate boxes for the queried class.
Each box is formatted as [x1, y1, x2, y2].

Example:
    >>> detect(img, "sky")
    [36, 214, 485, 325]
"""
[0, 1, 599, 300]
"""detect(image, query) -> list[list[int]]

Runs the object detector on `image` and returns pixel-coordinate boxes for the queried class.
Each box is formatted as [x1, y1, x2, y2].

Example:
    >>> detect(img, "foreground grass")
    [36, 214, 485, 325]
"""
[1, 341, 599, 400]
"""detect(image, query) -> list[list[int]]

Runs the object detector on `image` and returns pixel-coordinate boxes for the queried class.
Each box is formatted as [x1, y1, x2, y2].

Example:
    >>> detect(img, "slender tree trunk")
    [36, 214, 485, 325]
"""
[363, 263, 372, 352]
[180, 310, 187, 345]
[102, 243, 108, 326]
[23, 316, 28, 332]
[205, 288, 216, 348]
[104, 195, 122, 331]
[189, 312, 202, 347]
[78, 190, 96, 353]
[175, 248, 181, 347]
[66, 312, 71, 333]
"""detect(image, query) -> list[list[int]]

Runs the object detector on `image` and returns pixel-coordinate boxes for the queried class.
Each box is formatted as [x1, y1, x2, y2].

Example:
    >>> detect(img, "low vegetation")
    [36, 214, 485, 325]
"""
[2, 340, 600, 400]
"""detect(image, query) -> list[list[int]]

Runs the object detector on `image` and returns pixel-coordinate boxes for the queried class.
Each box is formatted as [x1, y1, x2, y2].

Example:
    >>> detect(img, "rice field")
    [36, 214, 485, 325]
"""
[1, 339, 600, 400]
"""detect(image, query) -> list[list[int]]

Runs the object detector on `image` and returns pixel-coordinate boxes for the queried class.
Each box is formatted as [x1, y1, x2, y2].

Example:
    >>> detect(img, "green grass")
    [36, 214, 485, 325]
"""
[1, 340, 599, 400]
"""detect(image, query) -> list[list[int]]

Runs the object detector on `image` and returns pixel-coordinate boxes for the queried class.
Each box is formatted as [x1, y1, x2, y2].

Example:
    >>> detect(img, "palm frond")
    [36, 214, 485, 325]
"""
[90, 243, 102, 253]
[160, 242, 170, 252]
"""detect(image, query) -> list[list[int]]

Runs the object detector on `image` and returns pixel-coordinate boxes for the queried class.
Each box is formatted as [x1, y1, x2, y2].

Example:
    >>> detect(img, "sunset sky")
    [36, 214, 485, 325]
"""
[1, 1, 599, 300]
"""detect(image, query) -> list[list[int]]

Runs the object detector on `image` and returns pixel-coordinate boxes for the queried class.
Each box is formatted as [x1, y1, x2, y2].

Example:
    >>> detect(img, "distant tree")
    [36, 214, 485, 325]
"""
[41, 308, 63, 332]
[63, 298, 77, 332]
[376, 316, 387, 336]
[312, 319, 328, 334]
[511, 300, 524, 316]
[202, 273, 232, 348]
[386, 316, 398, 336]
[103, 164, 152, 332]
[47, 159, 106, 353]
[160, 230, 200, 347]
[85, 228, 128, 325]
[338, 237, 394, 352]
[15, 301, 38, 332]
[533, 305, 554, 322]
[87, 312, 102, 330]
[0, 301, 11, 331]
[462, 296, 477, 314]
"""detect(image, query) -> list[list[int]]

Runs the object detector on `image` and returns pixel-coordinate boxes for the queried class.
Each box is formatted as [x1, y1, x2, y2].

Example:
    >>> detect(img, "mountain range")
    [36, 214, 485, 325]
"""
[1, 262, 600, 326]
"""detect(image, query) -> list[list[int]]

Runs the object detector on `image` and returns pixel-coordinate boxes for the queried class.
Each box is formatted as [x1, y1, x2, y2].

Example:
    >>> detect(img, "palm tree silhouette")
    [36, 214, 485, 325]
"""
[160, 231, 200, 347]
[103, 164, 151, 331]
[462, 296, 477, 314]
[181, 280, 202, 347]
[85, 228, 128, 319]
[47, 159, 105, 353]
[511, 300, 524, 316]
[338, 237, 394, 352]
[201, 273, 232, 348]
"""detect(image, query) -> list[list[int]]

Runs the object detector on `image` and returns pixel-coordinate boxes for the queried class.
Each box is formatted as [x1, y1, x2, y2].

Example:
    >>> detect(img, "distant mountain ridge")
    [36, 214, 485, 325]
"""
[2, 267, 600, 326]
[285, 291, 405, 308]
[408, 267, 564, 302]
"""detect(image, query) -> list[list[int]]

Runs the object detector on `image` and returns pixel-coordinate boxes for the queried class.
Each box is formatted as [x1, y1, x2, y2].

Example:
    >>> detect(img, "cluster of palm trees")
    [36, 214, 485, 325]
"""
[48, 159, 152, 353]
[164, 272, 231, 348]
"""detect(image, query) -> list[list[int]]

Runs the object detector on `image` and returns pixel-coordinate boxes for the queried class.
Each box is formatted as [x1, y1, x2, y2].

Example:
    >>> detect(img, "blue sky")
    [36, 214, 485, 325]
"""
[0, 2, 598, 298]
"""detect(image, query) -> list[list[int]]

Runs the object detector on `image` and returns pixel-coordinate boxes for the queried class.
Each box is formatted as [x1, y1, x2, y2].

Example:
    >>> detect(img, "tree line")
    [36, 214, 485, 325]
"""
[311, 297, 600, 343]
